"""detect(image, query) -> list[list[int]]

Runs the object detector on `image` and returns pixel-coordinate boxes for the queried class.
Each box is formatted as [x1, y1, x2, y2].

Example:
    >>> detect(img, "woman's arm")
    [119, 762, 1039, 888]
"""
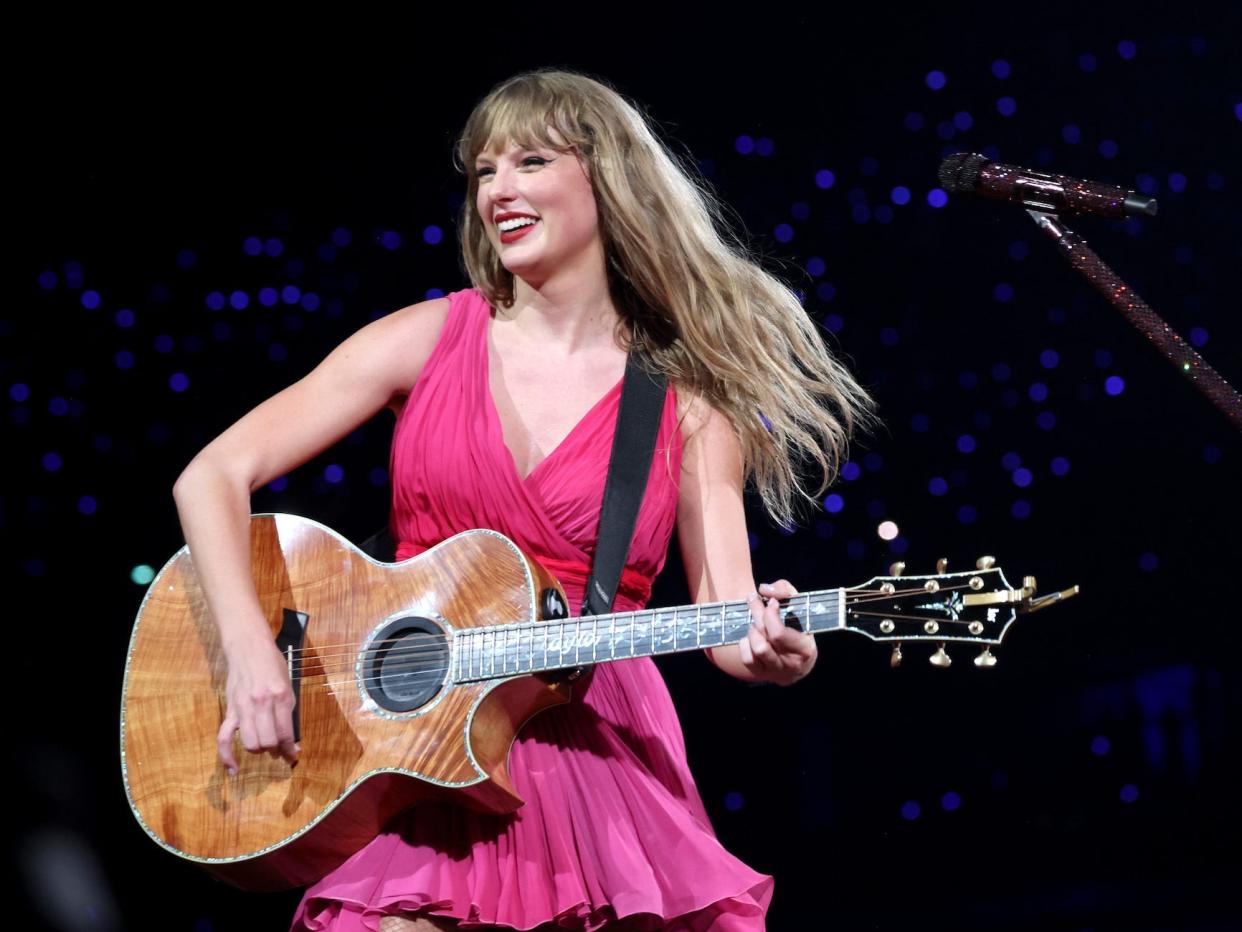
[172, 297, 450, 771]
[676, 397, 817, 686]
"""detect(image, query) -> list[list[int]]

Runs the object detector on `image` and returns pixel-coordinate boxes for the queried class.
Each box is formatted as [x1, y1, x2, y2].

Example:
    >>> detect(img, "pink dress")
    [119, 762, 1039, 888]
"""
[292, 288, 772, 931]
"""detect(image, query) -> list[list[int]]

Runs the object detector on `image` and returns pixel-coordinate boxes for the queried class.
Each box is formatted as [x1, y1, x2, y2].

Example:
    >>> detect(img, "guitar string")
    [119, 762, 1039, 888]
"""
[252, 582, 983, 664]
[249, 608, 988, 680]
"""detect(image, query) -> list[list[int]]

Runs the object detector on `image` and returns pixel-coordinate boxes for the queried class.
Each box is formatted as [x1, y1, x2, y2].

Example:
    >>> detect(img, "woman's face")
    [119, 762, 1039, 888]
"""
[473, 137, 602, 286]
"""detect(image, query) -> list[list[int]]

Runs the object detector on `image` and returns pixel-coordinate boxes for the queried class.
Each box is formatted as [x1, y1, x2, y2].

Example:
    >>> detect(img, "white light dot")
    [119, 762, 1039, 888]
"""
[877, 521, 899, 541]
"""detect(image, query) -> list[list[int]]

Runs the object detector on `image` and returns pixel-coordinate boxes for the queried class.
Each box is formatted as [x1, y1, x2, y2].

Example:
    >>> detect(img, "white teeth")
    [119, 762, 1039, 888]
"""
[497, 217, 537, 232]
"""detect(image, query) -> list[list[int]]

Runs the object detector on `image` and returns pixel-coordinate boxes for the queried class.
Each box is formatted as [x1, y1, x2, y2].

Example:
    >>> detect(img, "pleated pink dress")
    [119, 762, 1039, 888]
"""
[291, 288, 773, 931]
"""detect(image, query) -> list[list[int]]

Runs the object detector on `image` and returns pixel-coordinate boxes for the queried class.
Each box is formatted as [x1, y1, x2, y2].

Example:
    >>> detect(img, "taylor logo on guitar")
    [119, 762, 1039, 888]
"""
[121, 513, 1077, 890]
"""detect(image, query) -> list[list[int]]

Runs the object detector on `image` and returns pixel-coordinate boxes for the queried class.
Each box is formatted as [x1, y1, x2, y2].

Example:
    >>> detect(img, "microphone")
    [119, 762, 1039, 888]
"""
[938, 152, 1158, 219]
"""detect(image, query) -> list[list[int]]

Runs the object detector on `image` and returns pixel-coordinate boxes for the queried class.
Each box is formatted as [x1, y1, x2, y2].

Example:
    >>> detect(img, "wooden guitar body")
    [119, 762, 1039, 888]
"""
[121, 514, 570, 890]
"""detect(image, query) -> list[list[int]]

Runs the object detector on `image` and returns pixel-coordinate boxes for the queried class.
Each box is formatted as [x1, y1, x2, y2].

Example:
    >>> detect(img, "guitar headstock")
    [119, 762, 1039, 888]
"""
[844, 556, 1078, 668]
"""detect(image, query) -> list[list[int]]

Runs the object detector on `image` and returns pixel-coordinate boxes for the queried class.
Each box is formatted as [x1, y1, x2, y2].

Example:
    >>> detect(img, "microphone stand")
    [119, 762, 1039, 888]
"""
[1027, 209, 1242, 434]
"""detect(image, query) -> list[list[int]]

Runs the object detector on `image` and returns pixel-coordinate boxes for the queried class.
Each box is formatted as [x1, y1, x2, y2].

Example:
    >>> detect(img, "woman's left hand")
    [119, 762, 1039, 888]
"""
[739, 580, 818, 685]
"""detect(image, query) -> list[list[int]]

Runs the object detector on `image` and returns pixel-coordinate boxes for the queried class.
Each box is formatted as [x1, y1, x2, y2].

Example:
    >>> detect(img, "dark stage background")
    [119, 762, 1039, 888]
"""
[10, 9, 1242, 930]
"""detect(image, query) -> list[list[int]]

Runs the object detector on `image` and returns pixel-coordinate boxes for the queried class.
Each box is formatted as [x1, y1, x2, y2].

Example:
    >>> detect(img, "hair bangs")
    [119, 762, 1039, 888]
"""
[456, 75, 593, 171]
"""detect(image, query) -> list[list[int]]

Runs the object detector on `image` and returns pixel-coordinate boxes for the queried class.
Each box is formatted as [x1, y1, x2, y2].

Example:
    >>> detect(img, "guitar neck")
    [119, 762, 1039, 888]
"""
[453, 590, 846, 683]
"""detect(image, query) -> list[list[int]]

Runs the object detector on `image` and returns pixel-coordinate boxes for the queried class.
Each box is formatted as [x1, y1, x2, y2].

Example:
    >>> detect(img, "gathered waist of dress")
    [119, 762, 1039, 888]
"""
[396, 540, 653, 610]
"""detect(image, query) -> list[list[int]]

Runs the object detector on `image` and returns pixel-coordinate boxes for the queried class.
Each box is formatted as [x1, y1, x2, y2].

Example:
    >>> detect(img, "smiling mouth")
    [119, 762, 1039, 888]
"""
[498, 218, 538, 244]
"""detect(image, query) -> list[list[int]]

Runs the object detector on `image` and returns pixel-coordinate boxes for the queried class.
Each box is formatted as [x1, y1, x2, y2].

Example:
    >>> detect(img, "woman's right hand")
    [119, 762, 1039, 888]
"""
[217, 634, 300, 774]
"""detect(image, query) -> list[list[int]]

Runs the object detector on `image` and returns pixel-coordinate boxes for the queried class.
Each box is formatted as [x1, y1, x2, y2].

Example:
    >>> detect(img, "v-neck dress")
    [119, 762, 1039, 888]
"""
[292, 288, 772, 931]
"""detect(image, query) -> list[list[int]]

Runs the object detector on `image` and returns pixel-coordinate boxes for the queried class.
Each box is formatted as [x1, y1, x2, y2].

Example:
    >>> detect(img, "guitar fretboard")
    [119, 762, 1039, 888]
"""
[452, 590, 845, 683]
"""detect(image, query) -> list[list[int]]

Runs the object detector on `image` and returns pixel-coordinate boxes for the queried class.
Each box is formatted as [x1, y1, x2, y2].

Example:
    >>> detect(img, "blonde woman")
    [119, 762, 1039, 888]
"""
[173, 70, 873, 931]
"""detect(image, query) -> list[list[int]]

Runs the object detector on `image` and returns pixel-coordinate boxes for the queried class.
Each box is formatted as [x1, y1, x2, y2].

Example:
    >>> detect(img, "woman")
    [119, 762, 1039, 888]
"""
[173, 70, 873, 930]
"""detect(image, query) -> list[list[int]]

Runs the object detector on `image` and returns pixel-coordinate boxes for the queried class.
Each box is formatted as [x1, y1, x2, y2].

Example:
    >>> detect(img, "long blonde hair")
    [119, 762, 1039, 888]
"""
[455, 70, 875, 524]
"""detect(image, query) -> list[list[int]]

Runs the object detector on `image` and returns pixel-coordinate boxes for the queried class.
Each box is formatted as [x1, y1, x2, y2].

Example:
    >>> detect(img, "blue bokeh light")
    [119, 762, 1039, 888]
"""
[1139, 552, 1159, 572]
[734, 135, 755, 155]
[996, 96, 1017, 117]
[1051, 456, 1071, 476]
[957, 505, 977, 525]
[1117, 39, 1137, 60]
[806, 256, 826, 277]
[1039, 349, 1060, 369]
[774, 223, 794, 243]
[324, 464, 345, 484]
[901, 800, 921, 821]
[842, 462, 861, 481]
[928, 477, 948, 496]
[81, 290, 101, 309]
[941, 792, 961, 812]
[78, 495, 98, 515]
[1011, 499, 1031, 519]
[264, 238, 284, 257]
[957, 434, 976, 454]
[1012, 467, 1033, 488]
[991, 59, 1011, 79]
[243, 236, 263, 256]
[927, 189, 948, 208]
[1078, 53, 1097, 72]
[823, 493, 845, 514]
[925, 70, 947, 90]
[1099, 139, 1119, 159]
[423, 225, 443, 245]
[38, 270, 58, 289]
[756, 137, 775, 157]
[1120, 783, 1139, 803]
[1062, 124, 1082, 144]
[1028, 382, 1049, 403]
[42, 452, 63, 472]
[1091, 735, 1111, 756]
[1104, 375, 1126, 396]
[229, 290, 249, 310]
[380, 231, 402, 250]
[724, 791, 745, 812]
[170, 373, 190, 393]
[890, 186, 911, 205]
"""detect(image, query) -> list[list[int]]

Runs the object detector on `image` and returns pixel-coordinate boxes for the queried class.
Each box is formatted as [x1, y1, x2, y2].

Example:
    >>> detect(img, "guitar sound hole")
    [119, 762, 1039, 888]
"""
[363, 618, 449, 713]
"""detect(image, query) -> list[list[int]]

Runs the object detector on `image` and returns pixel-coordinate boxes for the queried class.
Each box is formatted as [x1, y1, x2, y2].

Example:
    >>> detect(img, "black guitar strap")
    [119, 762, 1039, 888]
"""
[581, 352, 668, 617]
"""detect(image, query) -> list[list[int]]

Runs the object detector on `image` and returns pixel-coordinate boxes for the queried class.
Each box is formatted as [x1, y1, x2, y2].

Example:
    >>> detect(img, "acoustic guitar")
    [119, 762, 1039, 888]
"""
[121, 513, 1076, 889]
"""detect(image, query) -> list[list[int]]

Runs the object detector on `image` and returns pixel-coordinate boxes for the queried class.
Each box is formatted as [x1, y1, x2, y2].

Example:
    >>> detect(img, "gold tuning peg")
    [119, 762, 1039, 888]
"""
[888, 561, 906, 577]
[929, 643, 952, 668]
[976, 555, 996, 570]
[936, 558, 949, 574]
[974, 647, 998, 668]
[890, 643, 903, 668]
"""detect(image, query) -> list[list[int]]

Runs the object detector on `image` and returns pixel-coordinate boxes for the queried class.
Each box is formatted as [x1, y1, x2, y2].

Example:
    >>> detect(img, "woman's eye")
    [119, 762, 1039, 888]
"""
[474, 166, 495, 179]
[521, 156, 548, 168]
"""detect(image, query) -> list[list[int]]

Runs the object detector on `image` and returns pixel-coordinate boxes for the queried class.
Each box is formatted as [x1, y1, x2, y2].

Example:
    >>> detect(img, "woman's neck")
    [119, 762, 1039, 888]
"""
[505, 270, 622, 352]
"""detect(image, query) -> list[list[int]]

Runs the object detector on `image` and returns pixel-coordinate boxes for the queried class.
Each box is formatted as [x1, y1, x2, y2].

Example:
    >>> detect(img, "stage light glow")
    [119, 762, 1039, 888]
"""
[936, 121, 955, 141]
[10, 382, 30, 402]
[890, 186, 911, 205]
[1010, 499, 1031, 519]
[774, 223, 794, 243]
[880, 327, 899, 347]
[806, 256, 826, 276]
[282, 285, 301, 304]
[368, 467, 389, 487]
[841, 462, 861, 481]
[957, 505, 977, 525]
[114, 350, 134, 369]
[823, 312, 843, 333]
[268, 343, 288, 362]
[425, 288, 446, 299]
[1028, 383, 1048, 403]
[38, 270, 57, 289]
[1001, 452, 1021, 472]
[817, 283, 838, 303]
[1091, 735, 1110, 756]
[243, 236, 263, 256]
[49, 397, 68, 415]
[1012, 468, 1033, 488]
[1120, 783, 1139, 803]
[176, 248, 197, 269]
[1036, 412, 1057, 431]
[1168, 172, 1188, 193]
[925, 70, 946, 90]
[1078, 53, 1097, 72]
[1136, 174, 1158, 195]
[791, 201, 811, 220]
[1099, 139, 1119, 159]
[953, 111, 973, 131]
[380, 231, 402, 250]
[875, 206, 894, 224]
[756, 137, 775, 156]
[264, 238, 284, 257]
[1117, 40, 1137, 60]
[1104, 376, 1125, 396]
[1061, 124, 1082, 144]
[859, 156, 879, 176]
[877, 521, 898, 541]
[1008, 241, 1028, 261]
[268, 476, 288, 492]
[42, 452, 62, 472]
[734, 135, 755, 155]
[851, 205, 871, 224]
[823, 494, 844, 514]
[301, 293, 321, 311]
[724, 792, 745, 812]
[959, 370, 978, 390]
[154, 335, 174, 353]
[229, 291, 249, 310]
[81, 290, 101, 309]
[170, 373, 190, 393]
[901, 800, 920, 821]
[332, 227, 352, 247]
[1139, 553, 1158, 572]
[864, 452, 884, 472]
[996, 96, 1017, 117]
[993, 283, 1014, 303]
[814, 169, 836, 189]
[1039, 349, 1059, 369]
[423, 225, 443, 245]
[903, 112, 924, 132]
[78, 495, 97, 515]
[910, 413, 930, 432]
[941, 792, 961, 812]
[1051, 456, 1071, 476]
[991, 59, 1010, 79]
[926, 189, 948, 208]
[992, 362, 1012, 381]
[956, 434, 976, 454]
